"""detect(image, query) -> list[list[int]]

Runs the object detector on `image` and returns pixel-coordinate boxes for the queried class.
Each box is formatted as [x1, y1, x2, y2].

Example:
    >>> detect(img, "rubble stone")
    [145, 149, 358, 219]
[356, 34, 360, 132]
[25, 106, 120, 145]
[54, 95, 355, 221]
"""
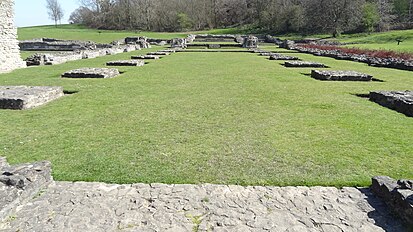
[0, 86, 64, 110]
[62, 68, 120, 79]
[106, 60, 145, 67]
[269, 54, 300, 60]
[311, 70, 373, 81]
[147, 52, 170, 56]
[369, 91, 413, 117]
[242, 35, 259, 48]
[371, 176, 413, 227]
[285, 61, 327, 68]
[0, 158, 52, 221]
[131, 55, 160, 60]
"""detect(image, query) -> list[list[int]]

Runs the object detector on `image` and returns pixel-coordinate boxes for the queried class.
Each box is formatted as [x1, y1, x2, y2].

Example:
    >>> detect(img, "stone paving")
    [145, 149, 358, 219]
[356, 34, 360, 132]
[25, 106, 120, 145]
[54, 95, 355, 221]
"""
[0, 86, 64, 110]
[0, 181, 406, 232]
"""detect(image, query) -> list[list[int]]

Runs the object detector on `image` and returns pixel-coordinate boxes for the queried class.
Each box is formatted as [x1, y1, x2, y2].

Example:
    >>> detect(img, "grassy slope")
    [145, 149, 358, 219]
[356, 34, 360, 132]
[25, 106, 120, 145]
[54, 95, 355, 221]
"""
[0, 43, 412, 186]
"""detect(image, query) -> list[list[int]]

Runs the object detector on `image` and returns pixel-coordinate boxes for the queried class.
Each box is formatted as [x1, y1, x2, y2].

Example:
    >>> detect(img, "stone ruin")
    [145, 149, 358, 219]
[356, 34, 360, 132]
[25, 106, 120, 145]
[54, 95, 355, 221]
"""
[311, 70, 373, 81]
[124, 37, 151, 49]
[284, 61, 327, 68]
[131, 55, 160, 60]
[171, 38, 187, 49]
[269, 54, 300, 60]
[0, 0, 26, 73]
[19, 38, 96, 51]
[147, 52, 170, 56]
[0, 157, 52, 220]
[370, 91, 413, 117]
[62, 68, 120, 79]
[106, 60, 145, 67]
[371, 176, 413, 227]
[0, 86, 64, 110]
[242, 35, 259, 49]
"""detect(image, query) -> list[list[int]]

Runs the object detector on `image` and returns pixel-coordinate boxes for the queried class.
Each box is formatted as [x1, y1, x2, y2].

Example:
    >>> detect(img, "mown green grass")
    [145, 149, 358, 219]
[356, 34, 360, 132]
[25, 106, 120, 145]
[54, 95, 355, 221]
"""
[1, 44, 412, 187]
[18, 24, 188, 43]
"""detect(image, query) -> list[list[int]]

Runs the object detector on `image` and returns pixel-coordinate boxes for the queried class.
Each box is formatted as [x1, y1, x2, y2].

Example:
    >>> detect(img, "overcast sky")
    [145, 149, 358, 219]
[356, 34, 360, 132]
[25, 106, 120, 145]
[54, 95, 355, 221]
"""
[15, 0, 79, 27]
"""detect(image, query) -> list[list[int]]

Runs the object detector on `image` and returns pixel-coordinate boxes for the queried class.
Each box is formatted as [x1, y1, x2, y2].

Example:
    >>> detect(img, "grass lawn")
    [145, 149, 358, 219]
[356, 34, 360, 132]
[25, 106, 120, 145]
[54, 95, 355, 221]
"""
[1, 43, 412, 187]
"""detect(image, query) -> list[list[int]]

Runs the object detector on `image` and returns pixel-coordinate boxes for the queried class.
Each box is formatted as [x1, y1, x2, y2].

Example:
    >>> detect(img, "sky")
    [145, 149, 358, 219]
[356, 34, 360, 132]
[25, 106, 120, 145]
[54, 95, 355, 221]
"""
[15, 0, 79, 27]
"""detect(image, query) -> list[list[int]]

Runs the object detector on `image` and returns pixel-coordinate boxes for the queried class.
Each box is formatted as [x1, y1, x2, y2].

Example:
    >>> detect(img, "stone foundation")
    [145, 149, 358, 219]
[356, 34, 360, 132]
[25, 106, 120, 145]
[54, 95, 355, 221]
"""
[0, 86, 64, 110]
[147, 52, 170, 56]
[369, 91, 413, 117]
[371, 176, 413, 227]
[106, 60, 145, 67]
[311, 70, 372, 81]
[0, 0, 26, 73]
[285, 61, 327, 68]
[269, 54, 300, 60]
[62, 68, 120, 79]
[0, 157, 52, 220]
[131, 55, 160, 60]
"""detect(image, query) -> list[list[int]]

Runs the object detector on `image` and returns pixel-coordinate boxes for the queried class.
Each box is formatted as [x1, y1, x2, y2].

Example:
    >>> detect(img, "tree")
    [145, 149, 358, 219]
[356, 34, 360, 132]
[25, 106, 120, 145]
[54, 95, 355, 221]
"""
[46, 0, 64, 27]
[363, 2, 380, 33]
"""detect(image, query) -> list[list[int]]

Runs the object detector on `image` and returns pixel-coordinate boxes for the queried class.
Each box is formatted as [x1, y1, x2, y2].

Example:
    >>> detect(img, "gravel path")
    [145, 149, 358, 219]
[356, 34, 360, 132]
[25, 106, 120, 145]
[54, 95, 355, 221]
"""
[0, 182, 405, 232]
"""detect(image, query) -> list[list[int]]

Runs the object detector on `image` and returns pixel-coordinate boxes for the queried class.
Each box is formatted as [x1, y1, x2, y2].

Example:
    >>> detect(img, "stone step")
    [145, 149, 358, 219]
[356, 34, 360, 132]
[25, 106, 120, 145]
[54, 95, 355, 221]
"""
[0, 158, 53, 221]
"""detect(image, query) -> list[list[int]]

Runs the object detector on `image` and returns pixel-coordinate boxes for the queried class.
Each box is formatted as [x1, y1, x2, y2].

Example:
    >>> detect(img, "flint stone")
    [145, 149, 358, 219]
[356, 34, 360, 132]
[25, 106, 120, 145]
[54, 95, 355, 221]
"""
[106, 60, 144, 67]
[62, 68, 120, 79]
[131, 55, 160, 60]
[269, 54, 300, 60]
[285, 61, 327, 68]
[371, 176, 413, 226]
[147, 52, 170, 56]
[369, 91, 413, 117]
[311, 70, 372, 81]
[0, 86, 64, 110]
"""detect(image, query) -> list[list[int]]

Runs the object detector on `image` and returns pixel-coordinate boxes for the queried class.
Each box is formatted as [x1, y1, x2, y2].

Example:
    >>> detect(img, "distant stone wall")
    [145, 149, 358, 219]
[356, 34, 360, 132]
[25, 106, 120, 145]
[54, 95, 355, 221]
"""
[0, 0, 26, 73]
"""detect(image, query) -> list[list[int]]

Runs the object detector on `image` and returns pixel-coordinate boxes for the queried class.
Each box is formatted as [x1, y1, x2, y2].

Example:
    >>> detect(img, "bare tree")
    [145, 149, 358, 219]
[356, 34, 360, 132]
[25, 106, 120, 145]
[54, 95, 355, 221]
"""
[46, 0, 64, 27]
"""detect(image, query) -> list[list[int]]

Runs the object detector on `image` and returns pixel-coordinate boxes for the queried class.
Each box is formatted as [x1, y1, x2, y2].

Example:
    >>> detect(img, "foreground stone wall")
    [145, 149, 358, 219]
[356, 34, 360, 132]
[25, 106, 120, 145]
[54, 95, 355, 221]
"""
[0, 0, 26, 73]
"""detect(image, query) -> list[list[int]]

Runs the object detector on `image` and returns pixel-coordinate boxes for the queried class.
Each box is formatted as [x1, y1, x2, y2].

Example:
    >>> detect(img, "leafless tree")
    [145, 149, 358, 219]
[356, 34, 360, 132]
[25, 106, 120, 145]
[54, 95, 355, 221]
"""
[46, 0, 64, 27]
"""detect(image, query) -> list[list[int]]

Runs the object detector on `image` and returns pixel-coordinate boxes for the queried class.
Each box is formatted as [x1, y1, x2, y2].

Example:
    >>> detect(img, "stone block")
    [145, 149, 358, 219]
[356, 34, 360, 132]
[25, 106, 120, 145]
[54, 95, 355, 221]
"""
[0, 157, 52, 220]
[106, 60, 144, 67]
[269, 54, 300, 60]
[311, 70, 372, 81]
[369, 91, 413, 117]
[285, 61, 327, 68]
[0, 86, 64, 110]
[131, 55, 160, 60]
[371, 176, 413, 227]
[147, 52, 170, 56]
[62, 68, 120, 79]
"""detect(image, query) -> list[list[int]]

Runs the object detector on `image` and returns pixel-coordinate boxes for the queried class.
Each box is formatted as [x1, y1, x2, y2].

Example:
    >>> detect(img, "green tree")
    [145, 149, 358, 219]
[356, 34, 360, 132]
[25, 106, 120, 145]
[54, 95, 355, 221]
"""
[177, 13, 193, 31]
[363, 2, 380, 33]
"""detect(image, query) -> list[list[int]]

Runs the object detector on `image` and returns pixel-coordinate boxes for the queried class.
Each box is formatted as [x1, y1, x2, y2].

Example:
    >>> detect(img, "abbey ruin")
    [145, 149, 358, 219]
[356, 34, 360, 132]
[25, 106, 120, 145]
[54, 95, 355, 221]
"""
[0, 0, 26, 73]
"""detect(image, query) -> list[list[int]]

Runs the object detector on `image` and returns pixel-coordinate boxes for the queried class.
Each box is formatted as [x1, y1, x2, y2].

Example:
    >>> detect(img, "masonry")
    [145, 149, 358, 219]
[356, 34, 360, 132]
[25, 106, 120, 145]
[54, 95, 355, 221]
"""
[0, 0, 26, 73]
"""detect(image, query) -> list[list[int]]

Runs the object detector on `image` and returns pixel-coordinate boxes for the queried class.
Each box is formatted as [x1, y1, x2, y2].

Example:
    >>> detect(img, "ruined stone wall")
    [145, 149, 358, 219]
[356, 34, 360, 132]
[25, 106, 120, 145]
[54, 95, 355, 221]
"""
[0, 0, 26, 73]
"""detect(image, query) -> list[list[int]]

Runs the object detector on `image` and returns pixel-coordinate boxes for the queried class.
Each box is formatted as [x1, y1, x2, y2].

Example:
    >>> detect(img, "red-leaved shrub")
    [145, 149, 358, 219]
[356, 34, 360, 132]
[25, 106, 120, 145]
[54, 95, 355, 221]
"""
[298, 44, 413, 61]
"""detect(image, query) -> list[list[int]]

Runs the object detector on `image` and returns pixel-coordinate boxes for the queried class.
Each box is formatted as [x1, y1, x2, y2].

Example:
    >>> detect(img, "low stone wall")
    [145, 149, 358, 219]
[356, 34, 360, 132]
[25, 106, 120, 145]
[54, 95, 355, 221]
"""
[370, 91, 413, 117]
[62, 68, 120, 79]
[371, 176, 413, 227]
[19, 38, 96, 51]
[285, 61, 327, 68]
[282, 42, 413, 72]
[0, 86, 64, 110]
[25, 44, 141, 66]
[311, 70, 373, 81]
